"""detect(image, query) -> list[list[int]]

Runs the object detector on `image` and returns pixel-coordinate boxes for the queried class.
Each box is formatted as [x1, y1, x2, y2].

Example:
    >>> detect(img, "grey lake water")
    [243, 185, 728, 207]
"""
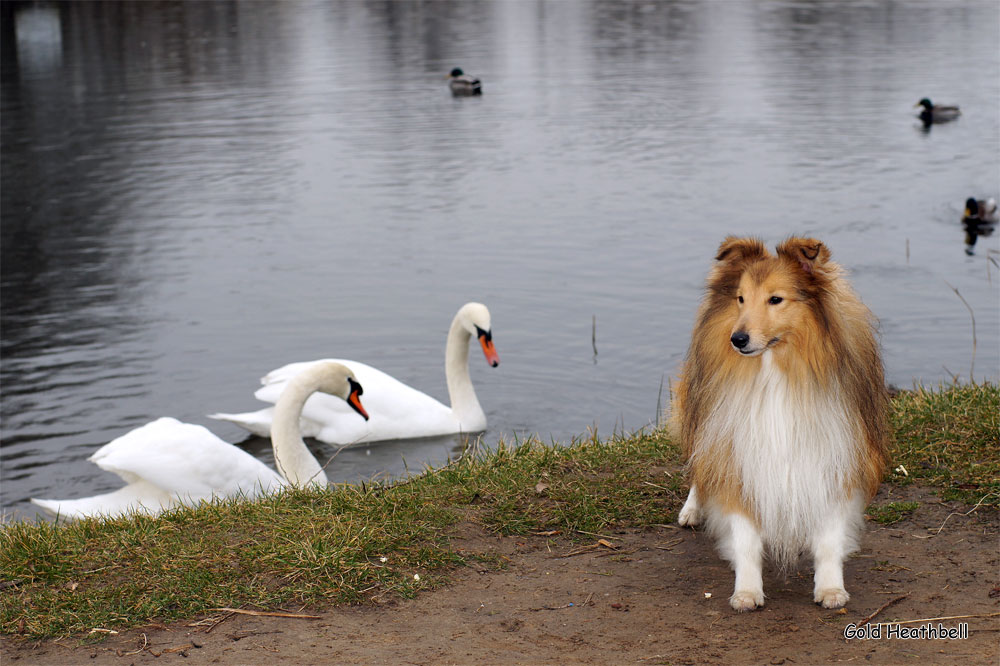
[2, 1, 998, 520]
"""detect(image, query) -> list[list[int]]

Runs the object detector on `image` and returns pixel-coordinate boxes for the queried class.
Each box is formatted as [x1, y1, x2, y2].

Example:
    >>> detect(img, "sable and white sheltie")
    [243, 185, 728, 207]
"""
[671, 236, 890, 612]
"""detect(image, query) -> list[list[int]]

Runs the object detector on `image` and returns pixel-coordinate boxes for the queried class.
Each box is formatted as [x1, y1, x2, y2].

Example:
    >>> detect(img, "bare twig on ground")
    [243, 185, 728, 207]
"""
[529, 603, 575, 611]
[558, 539, 619, 558]
[913, 492, 997, 539]
[207, 608, 321, 620]
[189, 611, 237, 633]
[117, 633, 149, 657]
[655, 537, 685, 551]
[857, 594, 909, 628]
[575, 530, 622, 540]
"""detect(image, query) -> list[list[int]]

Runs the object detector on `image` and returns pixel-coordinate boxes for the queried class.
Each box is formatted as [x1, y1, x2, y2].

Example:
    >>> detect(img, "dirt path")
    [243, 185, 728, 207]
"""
[4, 485, 998, 665]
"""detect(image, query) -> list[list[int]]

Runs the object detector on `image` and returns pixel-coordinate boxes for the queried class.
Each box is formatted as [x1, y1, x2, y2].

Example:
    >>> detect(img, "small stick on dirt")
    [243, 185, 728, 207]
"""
[529, 603, 575, 611]
[151, 642, 201, 658]
[558, 539, 619, 558]
[874, 611, 1000, 626]
[208, 608, 321, 620]
[117, 633, 148, 657]
[642, 481, 669, 491]
[857, 594, 909, 628]
[197, 611, 237, 634]
[576, 530, 622, 540]
[655, 537, 685, 551]
[913, 492, 997, 538]
[583, 592, 594, 607]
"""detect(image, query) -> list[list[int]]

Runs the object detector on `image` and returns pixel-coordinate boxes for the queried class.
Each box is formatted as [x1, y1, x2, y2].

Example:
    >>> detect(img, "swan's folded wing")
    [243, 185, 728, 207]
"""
[255, 359, 454, 442]
[89, 417, 283, 501]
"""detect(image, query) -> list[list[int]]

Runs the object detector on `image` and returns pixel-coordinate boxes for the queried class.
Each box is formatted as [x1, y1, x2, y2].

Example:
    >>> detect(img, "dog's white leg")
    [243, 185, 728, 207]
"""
[811, 499, 859, 609]
[720, 512, 765, 611]
[678, 485, 703, 527]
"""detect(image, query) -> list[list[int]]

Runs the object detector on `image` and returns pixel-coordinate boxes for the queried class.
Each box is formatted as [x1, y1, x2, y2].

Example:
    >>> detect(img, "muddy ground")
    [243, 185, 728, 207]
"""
[3, 484, 998, 665]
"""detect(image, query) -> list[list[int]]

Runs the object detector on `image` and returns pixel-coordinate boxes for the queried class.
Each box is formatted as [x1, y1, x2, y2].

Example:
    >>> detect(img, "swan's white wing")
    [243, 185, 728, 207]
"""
[89, 417, 284, 501]
[205, 408, 277, 438]
[249, 359, 456, 444]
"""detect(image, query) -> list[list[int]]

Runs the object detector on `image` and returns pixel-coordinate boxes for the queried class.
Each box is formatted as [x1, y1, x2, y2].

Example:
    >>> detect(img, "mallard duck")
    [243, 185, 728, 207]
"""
[448, 68, 482, 96]
[915, 98, 960, 124]
[962, 198, 997, 255]
[964, 197, 998, 224]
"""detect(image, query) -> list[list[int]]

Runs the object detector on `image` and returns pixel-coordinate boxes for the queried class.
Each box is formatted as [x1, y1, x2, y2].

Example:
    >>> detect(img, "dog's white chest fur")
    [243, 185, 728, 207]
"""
[702, 353, 857, 561]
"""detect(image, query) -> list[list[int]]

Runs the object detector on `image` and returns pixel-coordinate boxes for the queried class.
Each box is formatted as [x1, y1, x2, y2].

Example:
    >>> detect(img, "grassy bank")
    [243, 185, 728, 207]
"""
[1, 383, 996, 639]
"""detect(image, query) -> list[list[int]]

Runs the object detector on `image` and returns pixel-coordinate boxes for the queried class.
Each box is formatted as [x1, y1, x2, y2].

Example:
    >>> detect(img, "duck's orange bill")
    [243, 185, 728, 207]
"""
[479, 335, 500, 367]
[348, 391, 370, 421]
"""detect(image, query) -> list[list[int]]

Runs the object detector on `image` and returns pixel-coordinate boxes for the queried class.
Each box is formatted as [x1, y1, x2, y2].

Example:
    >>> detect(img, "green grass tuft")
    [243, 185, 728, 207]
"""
[866, 501, 920, 525]
[888, 383, 999, 505]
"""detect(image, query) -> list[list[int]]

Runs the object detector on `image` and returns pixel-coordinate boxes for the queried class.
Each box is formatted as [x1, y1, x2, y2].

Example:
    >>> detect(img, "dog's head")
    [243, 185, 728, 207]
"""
[710, 237, 833, 357]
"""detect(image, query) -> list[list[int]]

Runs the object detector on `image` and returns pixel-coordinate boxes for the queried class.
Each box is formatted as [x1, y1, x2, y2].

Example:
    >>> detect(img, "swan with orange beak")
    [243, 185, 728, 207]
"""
[211, 302, 499, 444]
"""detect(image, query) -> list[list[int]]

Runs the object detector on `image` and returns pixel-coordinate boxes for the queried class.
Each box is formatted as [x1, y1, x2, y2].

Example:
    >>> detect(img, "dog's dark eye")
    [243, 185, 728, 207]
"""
[769, 296, 783, 305]
[737, 296, 744, 304]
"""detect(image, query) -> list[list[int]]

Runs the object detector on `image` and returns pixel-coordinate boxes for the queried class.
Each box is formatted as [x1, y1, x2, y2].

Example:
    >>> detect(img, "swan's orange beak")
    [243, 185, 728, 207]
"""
[348, 391, 369, 421]
[479, 333, 499, 367]
[346, 378, 370, 421]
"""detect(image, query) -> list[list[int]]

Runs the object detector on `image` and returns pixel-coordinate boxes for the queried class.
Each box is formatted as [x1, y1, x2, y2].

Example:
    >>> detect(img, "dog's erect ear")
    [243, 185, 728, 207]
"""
[715, 237, 767, 265]
[776, 237, 830, 274]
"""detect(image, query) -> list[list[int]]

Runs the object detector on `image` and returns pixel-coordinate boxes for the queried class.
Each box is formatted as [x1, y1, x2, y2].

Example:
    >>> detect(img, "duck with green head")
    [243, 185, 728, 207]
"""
[915, 98, 960, 125]
[448, 68, 482, 96]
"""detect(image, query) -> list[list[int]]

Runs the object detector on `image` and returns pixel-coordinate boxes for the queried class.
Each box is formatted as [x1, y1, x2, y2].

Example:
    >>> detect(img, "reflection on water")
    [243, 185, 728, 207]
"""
[2, 1, 998, 519]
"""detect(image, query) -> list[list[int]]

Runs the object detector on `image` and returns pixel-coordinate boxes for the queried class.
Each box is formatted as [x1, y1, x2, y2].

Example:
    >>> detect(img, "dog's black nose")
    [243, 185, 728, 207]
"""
[731, 332, 750, 349]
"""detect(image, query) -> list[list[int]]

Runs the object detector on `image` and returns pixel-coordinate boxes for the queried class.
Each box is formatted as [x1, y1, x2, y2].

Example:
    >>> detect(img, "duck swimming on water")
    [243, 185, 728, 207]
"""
[915, 98, 960, 124]
[964, 197, 998, 224]
[962, 197, 996, 255]
[448, 68, 482, 96]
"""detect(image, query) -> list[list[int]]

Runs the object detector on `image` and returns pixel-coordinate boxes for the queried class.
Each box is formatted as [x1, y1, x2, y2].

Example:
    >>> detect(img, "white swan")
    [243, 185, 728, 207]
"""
[210, 302, 499, 444]
[30, 362, 369, 520]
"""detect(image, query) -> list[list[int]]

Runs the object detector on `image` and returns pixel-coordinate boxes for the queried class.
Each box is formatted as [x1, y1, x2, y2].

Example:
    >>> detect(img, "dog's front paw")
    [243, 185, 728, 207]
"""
[814, 587, 850, 609]
[729, 589, 764, 612]
[678, 501, 703, 527]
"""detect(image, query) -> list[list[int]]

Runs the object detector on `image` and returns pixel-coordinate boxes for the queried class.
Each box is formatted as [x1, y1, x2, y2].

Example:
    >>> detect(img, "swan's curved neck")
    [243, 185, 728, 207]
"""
[272, 371, 329, 488]
[445, 313, 484, 423]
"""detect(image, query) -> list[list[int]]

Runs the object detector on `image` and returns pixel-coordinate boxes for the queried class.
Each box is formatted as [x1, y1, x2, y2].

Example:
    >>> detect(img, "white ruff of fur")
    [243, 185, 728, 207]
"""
[693, 352, 863, 569]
